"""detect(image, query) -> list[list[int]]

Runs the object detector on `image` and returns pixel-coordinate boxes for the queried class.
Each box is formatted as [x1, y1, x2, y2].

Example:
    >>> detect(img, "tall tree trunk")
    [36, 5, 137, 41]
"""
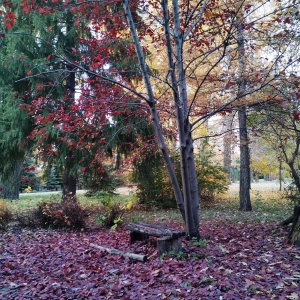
[62, 167, 77, 203]
[238, 106, 252, 211]
[2, 159, 22, 200]
[236, 10, 252, 211]
[61, 42, 77, 202]
[123, 0, 200, 239]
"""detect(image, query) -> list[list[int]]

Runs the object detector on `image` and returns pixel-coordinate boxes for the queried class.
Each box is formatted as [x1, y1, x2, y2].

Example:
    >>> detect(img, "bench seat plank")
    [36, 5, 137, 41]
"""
[125, 222, 185, 239]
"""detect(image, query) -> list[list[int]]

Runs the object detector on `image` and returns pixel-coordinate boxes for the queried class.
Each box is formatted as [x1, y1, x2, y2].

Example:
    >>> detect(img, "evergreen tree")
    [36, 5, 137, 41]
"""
[20, 155, 40, 192]
[43, 166, 62, 191]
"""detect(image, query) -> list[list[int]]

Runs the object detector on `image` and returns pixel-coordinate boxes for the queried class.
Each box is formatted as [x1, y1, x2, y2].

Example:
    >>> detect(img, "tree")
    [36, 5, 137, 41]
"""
[0, 2, 36, 199]
[3, 0, 299, 239]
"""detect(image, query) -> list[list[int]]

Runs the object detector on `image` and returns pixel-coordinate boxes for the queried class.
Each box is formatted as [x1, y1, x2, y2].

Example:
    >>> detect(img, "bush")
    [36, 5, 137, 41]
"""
[96, 192, 125, 229]
[133, 148, 228, 207]
[35, 201, 88, 229]
[15, 209, 42, 228]
[82, 166, 115, 195]
[0, 199, 12, 230]
[133, 152, 176, 208]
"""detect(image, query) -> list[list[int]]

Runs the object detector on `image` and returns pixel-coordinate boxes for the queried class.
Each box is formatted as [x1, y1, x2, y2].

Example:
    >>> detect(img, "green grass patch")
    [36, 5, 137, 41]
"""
[3, 187, 293, 228]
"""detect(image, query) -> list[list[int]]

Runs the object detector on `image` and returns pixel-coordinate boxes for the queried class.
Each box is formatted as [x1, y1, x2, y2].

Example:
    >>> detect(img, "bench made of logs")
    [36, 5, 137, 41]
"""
[125, 222, 185, 255]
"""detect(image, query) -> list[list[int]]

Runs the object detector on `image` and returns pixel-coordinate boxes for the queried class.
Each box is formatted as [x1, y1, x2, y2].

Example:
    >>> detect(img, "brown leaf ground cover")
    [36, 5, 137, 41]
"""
[1, 219, 299, 300]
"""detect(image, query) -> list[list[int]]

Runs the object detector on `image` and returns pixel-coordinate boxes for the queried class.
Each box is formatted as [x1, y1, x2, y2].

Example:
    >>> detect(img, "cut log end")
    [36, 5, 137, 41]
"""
[157, 237, 182, 256]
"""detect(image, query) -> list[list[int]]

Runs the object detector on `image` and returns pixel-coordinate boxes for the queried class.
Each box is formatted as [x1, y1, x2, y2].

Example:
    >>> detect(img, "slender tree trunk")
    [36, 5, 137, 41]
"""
[61, 40, 77, 202]
[236, 11, 252, 211]
[171, 0, 200, 239]
[122, 0, 200, 239]
[238, 106, 252, 211]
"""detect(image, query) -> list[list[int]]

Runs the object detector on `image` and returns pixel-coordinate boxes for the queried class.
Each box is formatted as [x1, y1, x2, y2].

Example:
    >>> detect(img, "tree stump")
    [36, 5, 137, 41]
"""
[157, 237, 182, 256]
[288, 205, 300, 247]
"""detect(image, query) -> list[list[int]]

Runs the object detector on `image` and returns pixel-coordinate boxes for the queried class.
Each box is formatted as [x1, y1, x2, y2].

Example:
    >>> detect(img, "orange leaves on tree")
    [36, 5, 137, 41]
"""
[204, 11, 213, 18]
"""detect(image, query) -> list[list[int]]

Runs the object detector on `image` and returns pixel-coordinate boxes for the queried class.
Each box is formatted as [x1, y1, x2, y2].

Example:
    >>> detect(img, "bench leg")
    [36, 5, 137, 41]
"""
[157, 237, 182, 256]
[130, 231, 149, 243]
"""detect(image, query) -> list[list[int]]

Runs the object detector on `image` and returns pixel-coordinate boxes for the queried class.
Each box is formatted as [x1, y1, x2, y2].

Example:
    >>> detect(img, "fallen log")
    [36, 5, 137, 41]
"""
[90, 243, 147, 262]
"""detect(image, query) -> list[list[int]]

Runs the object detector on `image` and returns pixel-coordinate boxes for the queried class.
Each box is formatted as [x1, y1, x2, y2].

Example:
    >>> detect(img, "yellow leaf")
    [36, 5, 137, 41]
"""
[204, 11, 213, 18]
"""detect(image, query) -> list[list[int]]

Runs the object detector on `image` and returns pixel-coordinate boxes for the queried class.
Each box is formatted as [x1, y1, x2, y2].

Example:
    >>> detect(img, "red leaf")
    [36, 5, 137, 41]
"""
[293, 111, 300, 122]
[22, 6, 29, 14]
[225, 81, 231, 89]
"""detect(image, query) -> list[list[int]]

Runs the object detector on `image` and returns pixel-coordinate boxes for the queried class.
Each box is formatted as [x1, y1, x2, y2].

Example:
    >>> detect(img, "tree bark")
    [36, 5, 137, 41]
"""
[238, 106, 252, 211]
[166, 0, 200, 239]
[236, 11, 252, 211]
[62, 167, 77, 203]
[2, 159, 22, 200]
[288, 205, 300, 247]
[157, 237, 182, 255]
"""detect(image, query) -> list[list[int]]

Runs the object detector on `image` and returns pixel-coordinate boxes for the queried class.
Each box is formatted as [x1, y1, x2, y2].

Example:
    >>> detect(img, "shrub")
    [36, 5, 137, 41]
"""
[133, 147, 228, 207]
[15, 209, 42, 228]
[82, 166, 116, 195]
[35, 201, 88, 229]
[93, 191, 130, 230]
[133, 152, 176, 208]
[0, 199, 12, 230]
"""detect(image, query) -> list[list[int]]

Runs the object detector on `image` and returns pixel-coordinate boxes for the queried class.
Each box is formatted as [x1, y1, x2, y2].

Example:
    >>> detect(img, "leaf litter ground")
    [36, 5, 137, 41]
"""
[1, 220, 300, 299]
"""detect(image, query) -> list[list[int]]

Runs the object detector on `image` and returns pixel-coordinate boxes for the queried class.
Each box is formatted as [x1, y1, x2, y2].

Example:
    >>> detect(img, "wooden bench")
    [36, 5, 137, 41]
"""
[125, 222, 185, 255]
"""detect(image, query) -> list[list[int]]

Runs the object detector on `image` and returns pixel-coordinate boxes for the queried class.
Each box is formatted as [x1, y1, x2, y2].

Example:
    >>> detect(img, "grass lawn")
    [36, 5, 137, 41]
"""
[4, 186, 292, 229]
